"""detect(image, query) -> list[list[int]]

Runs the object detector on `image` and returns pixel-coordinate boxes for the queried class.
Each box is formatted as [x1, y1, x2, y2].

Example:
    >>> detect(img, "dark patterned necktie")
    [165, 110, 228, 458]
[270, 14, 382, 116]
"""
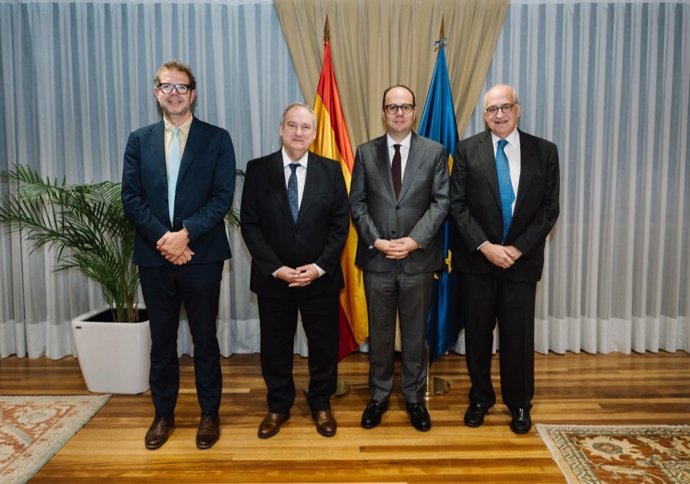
[288, 163, 299, 221]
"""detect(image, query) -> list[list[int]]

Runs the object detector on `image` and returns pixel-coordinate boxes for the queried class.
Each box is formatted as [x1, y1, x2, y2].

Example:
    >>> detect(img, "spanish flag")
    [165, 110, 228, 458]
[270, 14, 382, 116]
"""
[310, 20, 366, 360]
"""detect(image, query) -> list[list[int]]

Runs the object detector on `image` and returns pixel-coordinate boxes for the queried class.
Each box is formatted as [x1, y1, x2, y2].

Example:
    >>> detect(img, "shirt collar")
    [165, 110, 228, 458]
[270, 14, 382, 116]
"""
[281, 148, 309, 168]
[164, 115, 193, 135]
[491, 128, 519, 149]
[387, 132, 412, 150]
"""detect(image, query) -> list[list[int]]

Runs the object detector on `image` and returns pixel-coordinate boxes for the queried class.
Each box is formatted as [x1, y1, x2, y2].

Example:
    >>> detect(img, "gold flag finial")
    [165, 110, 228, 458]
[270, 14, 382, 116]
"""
[434, 17, 447, 51]
[324, 16, 331, 42]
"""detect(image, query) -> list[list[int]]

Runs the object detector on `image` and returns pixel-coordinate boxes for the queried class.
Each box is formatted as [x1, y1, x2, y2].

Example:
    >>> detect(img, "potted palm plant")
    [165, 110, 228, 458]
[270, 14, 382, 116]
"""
[0, 164, 150, 393]
[1, 165, 244, 394]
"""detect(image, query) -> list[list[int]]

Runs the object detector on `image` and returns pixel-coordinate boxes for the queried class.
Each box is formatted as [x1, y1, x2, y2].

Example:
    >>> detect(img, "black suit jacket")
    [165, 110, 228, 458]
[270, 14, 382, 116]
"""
[449, 129, 559, 282]
[121, 117, 236, 267]
[240, 150, 350, 297]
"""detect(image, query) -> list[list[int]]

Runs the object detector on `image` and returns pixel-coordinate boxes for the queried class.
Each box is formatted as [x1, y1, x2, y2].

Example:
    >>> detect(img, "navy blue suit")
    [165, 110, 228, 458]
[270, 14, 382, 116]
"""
[122, 117, 235, 416]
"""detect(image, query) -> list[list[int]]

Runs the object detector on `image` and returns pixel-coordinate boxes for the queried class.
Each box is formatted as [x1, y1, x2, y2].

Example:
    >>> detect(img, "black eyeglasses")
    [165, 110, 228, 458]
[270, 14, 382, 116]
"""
[157, 83, 191, 94]
[384, 103, 415, 115]
[484, 103, 517, 115]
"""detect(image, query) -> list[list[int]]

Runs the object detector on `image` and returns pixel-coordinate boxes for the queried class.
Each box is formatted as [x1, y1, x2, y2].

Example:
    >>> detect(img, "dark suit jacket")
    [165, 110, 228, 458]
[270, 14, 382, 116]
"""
[240, 150, 349, 298]
[349, 132, 449, 274]
[121, 117, 236, 267]
[449, 129, 560, 282]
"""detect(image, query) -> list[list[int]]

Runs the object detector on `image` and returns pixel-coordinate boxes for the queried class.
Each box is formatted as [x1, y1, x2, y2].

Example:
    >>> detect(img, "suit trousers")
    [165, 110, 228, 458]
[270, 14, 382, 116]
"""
[139, 262, 224, 417]
[364, 267, 433, 403]
[460, 272, 536, 410]
[257, 291, 339, 413]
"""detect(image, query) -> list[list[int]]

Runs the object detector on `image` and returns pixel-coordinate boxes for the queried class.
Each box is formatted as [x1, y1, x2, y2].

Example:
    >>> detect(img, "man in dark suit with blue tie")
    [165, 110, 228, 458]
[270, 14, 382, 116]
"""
[240, 103, 349, 439]
[449, 84, 560, 434]
[350, 85, 449, 432]
[121, 60, 235, 450]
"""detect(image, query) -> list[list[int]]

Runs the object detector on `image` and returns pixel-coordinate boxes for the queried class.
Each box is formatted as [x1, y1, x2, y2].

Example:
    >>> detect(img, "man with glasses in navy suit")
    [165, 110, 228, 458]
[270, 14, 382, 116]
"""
[122, 59, 235, 450]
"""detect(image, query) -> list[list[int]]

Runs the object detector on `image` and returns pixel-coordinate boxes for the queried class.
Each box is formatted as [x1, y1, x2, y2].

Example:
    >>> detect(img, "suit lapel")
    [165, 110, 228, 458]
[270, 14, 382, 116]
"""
[398, 133, 422, 201]
[175, 118, 199, 189]
[513, 130, 536, 219]
[478, 131, 502, 210]
[373, 136, 397, 201]
[149, 122, 167, 189]
[297, 153, 320, 224]
[267, 151, 294, 224]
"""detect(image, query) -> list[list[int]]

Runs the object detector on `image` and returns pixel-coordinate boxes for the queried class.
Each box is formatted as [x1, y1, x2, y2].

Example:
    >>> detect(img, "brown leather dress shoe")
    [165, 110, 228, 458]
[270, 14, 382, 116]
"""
[145, 415, 174, 450]
[312, 409, 337, 437]
[196, 413, 220, 449]
[258, 412, 290, 439]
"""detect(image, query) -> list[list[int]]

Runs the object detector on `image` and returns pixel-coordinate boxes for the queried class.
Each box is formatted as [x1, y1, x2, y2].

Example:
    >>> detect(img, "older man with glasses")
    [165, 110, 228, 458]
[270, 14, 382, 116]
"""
[449, 84, 560, 434]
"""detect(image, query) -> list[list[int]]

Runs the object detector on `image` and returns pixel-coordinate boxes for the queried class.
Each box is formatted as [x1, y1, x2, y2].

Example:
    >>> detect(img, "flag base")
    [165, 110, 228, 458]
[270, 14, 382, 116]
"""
[424, 376, 450, 398]
[303, 379, 351, 399]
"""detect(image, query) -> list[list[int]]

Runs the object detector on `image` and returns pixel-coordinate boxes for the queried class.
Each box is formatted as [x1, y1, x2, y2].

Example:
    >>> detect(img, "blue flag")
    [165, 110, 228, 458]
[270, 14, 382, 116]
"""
[419, 43, 462, 362]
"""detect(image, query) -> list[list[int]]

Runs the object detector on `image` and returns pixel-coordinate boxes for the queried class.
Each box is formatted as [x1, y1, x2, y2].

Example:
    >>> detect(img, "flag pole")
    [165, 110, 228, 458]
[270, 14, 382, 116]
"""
[303, 15, 357, 399]
[424, 17, 452, 399]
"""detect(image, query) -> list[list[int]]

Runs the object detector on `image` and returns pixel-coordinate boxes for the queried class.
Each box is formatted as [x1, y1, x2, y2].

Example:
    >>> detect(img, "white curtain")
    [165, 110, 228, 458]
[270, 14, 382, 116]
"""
[0, 0, 308, 358]
[1, 0, 688, 359]
[460, 0, 690, 354]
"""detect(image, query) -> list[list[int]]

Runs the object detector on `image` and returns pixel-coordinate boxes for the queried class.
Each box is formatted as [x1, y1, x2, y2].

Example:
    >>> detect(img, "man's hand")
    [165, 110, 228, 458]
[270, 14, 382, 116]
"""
[480, 243, 522, 269]
[276, 264, 319, 287]
[374, 237, 419, 260]
[156, 229, 194, 264]
[168, 247, 195, 266]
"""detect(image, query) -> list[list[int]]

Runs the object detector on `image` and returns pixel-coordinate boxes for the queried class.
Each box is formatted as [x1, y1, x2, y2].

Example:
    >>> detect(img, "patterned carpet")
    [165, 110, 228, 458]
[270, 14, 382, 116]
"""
[537, 424, 690, 484]
[0, 395, 110, 484]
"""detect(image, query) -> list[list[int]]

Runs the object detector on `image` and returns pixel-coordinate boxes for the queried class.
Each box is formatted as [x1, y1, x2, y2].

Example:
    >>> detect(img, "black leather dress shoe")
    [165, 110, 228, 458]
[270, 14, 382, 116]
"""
[464, 403, 490, 427]
[360, 399, 388, 429]
[196, 413, 220, 449]
[145, 415, 174, 450]
[312, 409, 337, 437]
[510, 408, 532, 434]
[405, 401, 431, 432]
[258, 412, 290, 439]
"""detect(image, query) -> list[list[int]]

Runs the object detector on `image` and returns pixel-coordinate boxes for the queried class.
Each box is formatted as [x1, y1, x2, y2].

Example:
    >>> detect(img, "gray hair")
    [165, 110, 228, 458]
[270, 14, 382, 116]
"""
[280, 102, 317, 129]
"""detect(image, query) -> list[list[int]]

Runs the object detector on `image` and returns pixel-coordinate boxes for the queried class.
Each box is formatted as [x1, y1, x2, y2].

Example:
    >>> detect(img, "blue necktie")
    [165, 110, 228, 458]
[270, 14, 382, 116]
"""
[288, 163, 299, 221]
[495, 139, 515, 242]
[167, 127, 181, 223]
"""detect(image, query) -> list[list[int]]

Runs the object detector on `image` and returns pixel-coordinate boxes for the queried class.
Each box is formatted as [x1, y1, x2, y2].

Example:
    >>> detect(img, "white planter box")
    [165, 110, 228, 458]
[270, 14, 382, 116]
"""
[71, 307, 151, 394]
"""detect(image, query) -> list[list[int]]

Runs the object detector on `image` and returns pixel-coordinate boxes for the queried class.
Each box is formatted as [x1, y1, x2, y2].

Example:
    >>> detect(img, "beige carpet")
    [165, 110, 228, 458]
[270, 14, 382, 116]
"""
[537, 423, 690, 484]
[0, 394, 110, 484]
